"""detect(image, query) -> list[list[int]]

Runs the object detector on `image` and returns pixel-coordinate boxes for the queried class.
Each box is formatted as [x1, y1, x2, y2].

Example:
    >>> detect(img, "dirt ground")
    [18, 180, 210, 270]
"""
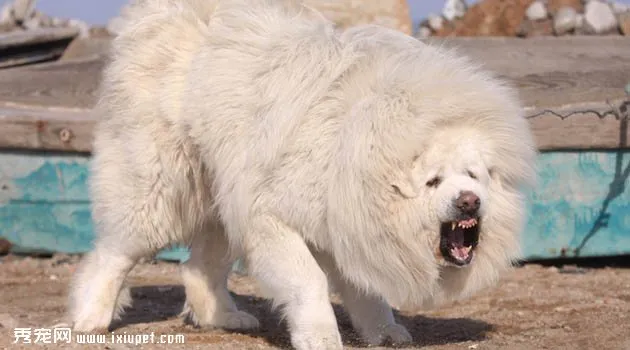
[1, 254, 629, 350]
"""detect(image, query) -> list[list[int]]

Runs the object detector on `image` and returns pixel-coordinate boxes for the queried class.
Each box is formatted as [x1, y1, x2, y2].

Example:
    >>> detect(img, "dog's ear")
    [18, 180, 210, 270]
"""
[391, 156, 421, 199]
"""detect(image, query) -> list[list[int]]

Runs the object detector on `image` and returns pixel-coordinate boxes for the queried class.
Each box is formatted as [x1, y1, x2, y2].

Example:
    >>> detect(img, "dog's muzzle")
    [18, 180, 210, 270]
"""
[439, 191, 481, 266]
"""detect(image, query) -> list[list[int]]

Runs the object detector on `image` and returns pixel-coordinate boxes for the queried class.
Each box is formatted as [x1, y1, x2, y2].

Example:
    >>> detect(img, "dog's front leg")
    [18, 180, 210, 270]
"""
[244, 215, 342, 350]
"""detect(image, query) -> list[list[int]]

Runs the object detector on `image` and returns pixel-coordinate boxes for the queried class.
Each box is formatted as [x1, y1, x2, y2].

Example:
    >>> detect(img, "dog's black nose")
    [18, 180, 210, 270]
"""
[456, 191, 480, 214]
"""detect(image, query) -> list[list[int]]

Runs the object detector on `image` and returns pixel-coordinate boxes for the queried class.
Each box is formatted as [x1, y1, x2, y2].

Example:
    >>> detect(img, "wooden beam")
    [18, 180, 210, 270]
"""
[430, 36, 630, 111]
[1, 100, 627, 153]
[0, 27, 79, 69]
[0, 106, 96, 152]
[526, 100, 629, 151]
[59, 37, 112, 62]
[0, 57, 103, 109]
[0, 27, 79, 50]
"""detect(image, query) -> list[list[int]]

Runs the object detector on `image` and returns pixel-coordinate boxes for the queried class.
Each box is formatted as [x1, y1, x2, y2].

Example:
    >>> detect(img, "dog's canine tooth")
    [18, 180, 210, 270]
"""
[452, 222, 457, 230]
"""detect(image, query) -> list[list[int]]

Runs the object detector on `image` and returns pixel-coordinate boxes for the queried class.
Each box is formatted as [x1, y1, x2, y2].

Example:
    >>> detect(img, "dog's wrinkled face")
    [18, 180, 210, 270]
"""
[410, 127, 491, 267]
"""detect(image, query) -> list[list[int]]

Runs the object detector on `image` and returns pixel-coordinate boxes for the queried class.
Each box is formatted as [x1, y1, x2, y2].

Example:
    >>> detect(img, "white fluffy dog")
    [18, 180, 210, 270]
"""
[68, 0, 537, 349]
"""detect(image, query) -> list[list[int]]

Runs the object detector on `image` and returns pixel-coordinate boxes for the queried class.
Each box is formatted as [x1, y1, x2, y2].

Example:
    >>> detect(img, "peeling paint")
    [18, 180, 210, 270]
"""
[0, 178, 20, 206]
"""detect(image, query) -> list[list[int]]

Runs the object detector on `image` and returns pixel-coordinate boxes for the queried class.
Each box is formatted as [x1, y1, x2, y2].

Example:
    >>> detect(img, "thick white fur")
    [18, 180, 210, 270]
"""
[68, 0, 537, 349]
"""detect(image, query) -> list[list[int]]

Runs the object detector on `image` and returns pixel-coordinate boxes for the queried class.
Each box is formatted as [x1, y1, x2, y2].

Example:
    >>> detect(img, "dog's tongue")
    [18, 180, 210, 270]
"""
[446, 229, 470, 260]
[450, 245, 471, 261]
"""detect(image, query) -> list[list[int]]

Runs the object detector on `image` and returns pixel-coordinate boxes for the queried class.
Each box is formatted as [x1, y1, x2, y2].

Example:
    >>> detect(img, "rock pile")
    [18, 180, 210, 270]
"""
[416, 0, 630, 38]
[0, 0, 93, 38]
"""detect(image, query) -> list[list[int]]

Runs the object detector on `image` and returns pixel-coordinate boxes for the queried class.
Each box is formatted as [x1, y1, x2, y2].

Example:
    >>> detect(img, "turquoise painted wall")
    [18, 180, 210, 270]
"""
[0, 152, 188, 261]
[0, 150, 629, 261]
[524, 151, 630, 259]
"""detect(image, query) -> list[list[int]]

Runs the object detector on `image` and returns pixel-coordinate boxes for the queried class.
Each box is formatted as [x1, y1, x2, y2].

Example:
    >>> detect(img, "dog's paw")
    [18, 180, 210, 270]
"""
[381, 323, 413, 345]
[362, 323, 412, 346]
[72, 310, 112, 333]
[70, 295, 115, 333]
[291, 324, 343, 350]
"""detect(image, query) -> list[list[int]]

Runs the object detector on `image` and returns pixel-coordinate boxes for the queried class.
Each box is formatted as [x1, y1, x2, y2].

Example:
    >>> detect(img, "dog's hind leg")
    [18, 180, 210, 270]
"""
[180, 224, 259, 330]
[68, 133, 188, 332]
[69, 232, 148, 332]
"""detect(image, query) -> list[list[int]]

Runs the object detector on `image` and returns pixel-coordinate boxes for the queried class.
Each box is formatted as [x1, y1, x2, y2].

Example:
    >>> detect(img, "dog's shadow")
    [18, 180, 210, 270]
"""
[110, 284, 492, 348]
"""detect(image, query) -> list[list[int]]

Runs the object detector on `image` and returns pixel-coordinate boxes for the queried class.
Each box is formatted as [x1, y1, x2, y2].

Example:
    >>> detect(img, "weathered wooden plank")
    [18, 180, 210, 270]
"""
[0, 27, 79, 50]
[429, 36, 630, 77]
[0, 97, 627, 153]
[0, 27, 79, 69]
[1, 150, 628, 261]
[0, 37, 629, 151]
[0, 57, 103, 109]
[430, 36, 630, 111]
[3, 36, 629, 111]
[526, 100, 629, 150]
[0, 106, 96, 152]
[59, 37, 112, 62]
[0, 48, 66, 69]
[514, 71, 629, 112]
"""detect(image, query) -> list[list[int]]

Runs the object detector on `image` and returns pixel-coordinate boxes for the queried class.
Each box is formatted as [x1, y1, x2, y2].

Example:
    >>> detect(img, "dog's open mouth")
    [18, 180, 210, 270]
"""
[439, 218, 480, 266]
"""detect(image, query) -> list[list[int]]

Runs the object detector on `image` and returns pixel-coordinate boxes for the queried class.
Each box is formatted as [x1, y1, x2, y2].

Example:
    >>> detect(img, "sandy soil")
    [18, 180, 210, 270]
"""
[1, 254, 629, 350]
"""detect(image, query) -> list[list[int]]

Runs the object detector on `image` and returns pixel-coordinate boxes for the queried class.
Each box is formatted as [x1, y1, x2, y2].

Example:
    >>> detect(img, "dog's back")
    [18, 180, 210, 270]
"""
[74, 0, 356, 338]
[97, 0, 213, 123]
[89, 0, 357, 244]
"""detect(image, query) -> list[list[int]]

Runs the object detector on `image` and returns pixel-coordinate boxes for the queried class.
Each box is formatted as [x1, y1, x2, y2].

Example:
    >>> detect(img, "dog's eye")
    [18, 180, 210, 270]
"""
[467, 170, 477, 180]
[426, 176, 441, 187]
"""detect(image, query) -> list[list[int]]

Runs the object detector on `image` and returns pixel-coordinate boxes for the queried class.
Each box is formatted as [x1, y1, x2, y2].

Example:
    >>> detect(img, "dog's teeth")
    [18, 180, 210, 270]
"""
[452, 222, 457, 230]
[463, 246, 471, 254]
